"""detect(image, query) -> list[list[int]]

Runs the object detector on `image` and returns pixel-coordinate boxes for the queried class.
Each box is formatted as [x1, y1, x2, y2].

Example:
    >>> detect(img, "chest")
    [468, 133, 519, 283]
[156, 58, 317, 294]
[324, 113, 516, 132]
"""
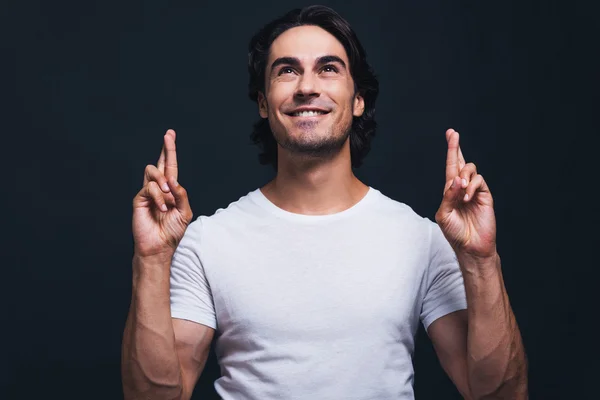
[206, 227, 428, 340]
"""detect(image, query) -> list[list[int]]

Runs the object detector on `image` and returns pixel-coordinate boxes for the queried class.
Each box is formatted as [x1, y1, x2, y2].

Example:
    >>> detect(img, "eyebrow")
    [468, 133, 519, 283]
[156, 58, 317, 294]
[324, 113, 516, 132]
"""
[269, 55, 347, 74]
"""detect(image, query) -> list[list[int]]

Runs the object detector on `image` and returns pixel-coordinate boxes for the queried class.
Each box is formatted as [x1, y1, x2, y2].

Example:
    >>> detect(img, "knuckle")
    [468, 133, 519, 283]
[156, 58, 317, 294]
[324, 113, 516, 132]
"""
[174, 184, 186, 195]
[147, 181, 160, 194]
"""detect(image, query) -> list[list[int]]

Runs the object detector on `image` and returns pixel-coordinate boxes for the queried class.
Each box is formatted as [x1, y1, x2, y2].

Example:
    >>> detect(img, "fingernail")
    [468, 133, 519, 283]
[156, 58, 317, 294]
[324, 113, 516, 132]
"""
[464, 193, 469, 201]
[160, 204, 168, 212]
[461, 178, 467, 187]
[162, 183, 170, 192]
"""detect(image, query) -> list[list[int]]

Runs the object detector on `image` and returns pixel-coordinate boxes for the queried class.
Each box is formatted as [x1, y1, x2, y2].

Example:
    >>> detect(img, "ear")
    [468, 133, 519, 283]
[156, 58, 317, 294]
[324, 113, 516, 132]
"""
[353, 92, 365, 117]
[258, 92, 269, 118]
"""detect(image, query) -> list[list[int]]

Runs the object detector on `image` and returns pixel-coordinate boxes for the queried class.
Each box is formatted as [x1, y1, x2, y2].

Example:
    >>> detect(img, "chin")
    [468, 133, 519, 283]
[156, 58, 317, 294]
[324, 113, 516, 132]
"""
[280, 130, 350, 157]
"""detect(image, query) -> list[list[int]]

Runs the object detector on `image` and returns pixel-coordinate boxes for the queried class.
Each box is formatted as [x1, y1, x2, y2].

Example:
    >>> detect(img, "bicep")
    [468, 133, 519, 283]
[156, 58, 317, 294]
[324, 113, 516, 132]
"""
[173, 318, 215, 400]
[427, 309, 473, 400]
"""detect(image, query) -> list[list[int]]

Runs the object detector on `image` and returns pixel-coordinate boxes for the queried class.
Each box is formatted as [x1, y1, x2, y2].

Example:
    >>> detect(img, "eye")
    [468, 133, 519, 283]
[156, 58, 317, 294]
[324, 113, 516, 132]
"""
[278, 67, 295, 75]
[321, 64, 339, 73]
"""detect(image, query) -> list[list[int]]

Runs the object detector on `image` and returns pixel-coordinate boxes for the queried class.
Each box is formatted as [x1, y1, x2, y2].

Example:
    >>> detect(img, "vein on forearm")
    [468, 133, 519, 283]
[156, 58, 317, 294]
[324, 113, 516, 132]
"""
[459, 255, 528, 399]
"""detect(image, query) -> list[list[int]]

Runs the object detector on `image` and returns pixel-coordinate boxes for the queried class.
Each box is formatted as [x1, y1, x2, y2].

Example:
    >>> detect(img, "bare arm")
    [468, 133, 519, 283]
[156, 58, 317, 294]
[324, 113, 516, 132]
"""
[121, 254, 184, 399]
[173, 318, 214, 399]
[462, 254, 527, 399]
[428, 255, 528, 400]
[427, 310, 471, 399]
[431, 129, 528, 399]
[121, 255, 214, 400]
[122, 129, 214, 399]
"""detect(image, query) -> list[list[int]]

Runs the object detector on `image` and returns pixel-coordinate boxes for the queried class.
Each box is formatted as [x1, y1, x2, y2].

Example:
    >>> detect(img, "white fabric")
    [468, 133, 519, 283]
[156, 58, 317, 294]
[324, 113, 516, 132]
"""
[170, 186, 467, 399]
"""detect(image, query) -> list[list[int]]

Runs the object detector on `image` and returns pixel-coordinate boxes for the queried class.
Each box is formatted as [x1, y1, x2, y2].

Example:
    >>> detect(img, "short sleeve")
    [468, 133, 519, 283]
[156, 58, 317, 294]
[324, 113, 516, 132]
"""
[170, 216, 217, 329]
[420, 220, 467, 333]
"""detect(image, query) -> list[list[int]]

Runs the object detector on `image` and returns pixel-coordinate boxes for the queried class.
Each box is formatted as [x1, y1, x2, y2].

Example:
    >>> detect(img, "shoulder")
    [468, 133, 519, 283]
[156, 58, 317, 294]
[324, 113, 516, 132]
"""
[369, 187, 436, 231]
[190, 188, 266, 232]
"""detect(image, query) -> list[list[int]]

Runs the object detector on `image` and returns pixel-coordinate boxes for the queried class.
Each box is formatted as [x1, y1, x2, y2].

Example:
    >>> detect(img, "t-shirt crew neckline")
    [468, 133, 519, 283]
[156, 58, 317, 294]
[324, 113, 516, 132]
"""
[250, 186, 376, 223]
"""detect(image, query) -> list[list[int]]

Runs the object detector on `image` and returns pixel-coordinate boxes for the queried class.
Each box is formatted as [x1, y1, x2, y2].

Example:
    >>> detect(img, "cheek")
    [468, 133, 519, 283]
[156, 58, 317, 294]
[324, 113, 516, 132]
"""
[268, 83, 294, 110]
[265, 91, 289, 133]
[326, 81, 355, 107]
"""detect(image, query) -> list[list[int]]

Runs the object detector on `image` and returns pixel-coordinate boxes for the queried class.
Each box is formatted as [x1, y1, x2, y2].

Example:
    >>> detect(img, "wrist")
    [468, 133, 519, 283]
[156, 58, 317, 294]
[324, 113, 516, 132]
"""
[457, 251, 500, 277]
[457, 250, 498, 264]
[132, 252, 174, 283]
[133, 250, 174, 265]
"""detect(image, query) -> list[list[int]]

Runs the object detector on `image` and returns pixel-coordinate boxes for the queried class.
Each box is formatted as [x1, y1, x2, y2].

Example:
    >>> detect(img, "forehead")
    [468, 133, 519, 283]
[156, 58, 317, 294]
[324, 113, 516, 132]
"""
[268, 25, 349, 66]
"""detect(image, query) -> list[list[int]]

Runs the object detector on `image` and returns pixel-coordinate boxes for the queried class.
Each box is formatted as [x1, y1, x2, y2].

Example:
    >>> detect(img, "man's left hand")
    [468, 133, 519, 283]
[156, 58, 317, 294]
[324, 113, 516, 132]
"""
[435, 128, 497, 261]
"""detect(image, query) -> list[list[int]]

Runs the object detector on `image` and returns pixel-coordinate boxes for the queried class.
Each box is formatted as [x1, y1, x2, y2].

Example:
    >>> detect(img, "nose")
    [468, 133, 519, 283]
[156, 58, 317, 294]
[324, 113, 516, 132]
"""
[294, 72, 320, 99]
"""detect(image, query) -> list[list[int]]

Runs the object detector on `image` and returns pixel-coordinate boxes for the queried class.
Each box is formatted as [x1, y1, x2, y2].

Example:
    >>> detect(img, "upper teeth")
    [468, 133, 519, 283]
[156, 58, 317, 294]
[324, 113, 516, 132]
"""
[293, 110, 325, 117]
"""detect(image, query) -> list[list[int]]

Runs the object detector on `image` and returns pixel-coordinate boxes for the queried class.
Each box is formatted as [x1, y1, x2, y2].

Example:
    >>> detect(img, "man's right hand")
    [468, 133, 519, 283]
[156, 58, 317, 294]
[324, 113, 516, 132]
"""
[132, 129, 193, 259]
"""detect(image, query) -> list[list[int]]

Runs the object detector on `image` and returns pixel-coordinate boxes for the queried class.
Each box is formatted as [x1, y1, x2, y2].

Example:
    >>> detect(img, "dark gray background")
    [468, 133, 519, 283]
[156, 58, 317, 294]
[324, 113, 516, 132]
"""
[3, 0, 597, 398]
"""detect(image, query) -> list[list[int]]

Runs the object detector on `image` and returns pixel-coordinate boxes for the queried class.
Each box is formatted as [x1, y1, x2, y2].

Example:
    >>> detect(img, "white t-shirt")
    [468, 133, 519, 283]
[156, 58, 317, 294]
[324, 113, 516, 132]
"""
[170, 186, 467, 399]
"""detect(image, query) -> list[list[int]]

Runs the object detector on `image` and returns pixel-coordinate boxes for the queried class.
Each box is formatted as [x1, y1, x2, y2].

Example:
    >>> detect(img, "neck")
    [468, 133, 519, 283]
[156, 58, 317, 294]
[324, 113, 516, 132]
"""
[261, 140, 369, 215]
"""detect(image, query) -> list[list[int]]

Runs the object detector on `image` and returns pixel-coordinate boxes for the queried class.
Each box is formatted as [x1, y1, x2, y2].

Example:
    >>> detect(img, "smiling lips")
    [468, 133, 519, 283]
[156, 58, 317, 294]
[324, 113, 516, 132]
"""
[287, 109, 331, 118]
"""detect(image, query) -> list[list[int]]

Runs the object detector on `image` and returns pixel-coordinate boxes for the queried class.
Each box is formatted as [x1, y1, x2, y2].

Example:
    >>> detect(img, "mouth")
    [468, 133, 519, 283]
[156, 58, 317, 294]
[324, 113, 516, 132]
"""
[286, 109, 331, 118]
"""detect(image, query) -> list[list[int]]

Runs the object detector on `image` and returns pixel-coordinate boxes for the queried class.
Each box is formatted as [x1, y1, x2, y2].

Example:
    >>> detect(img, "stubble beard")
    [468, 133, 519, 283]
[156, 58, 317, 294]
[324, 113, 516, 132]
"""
[272, 118, 352, 160]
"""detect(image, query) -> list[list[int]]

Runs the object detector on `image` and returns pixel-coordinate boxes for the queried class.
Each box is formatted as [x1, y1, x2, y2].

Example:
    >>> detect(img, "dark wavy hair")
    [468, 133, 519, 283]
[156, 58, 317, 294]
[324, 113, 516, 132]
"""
[247, 5, 379, 170]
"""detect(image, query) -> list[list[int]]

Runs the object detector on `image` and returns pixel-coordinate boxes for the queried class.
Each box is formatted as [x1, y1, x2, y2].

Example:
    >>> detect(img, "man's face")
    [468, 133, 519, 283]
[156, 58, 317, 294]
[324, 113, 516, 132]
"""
[258, 25, 365, 160]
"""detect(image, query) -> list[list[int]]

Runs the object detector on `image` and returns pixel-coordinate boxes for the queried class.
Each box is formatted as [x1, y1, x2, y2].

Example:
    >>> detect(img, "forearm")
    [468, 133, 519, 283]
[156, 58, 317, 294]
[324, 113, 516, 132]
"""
[459, 253, 528, 399]
[121, 254, 184, 400]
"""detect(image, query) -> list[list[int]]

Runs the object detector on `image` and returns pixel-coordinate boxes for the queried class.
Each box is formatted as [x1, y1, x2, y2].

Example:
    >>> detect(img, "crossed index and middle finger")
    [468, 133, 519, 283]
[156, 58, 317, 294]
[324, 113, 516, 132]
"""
[143, 129, 178, 189]
[157, 129, 179, 184]
[445, 128, 466, 183]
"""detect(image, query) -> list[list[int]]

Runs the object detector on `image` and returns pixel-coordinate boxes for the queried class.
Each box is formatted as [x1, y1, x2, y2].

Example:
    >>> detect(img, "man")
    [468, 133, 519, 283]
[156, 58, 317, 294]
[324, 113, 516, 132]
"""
[121, 5, 528, 400]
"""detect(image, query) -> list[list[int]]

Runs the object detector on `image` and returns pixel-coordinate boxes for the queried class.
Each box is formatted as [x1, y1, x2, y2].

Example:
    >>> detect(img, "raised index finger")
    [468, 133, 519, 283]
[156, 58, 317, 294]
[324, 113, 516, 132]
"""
[445, 128, 460, 182]
[164, 129, 178, 182]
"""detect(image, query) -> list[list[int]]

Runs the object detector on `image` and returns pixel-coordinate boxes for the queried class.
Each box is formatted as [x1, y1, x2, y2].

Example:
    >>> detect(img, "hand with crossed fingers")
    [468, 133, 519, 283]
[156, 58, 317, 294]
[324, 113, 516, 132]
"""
[132, 129, 194, 258]
[435, 128, 497, 261]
